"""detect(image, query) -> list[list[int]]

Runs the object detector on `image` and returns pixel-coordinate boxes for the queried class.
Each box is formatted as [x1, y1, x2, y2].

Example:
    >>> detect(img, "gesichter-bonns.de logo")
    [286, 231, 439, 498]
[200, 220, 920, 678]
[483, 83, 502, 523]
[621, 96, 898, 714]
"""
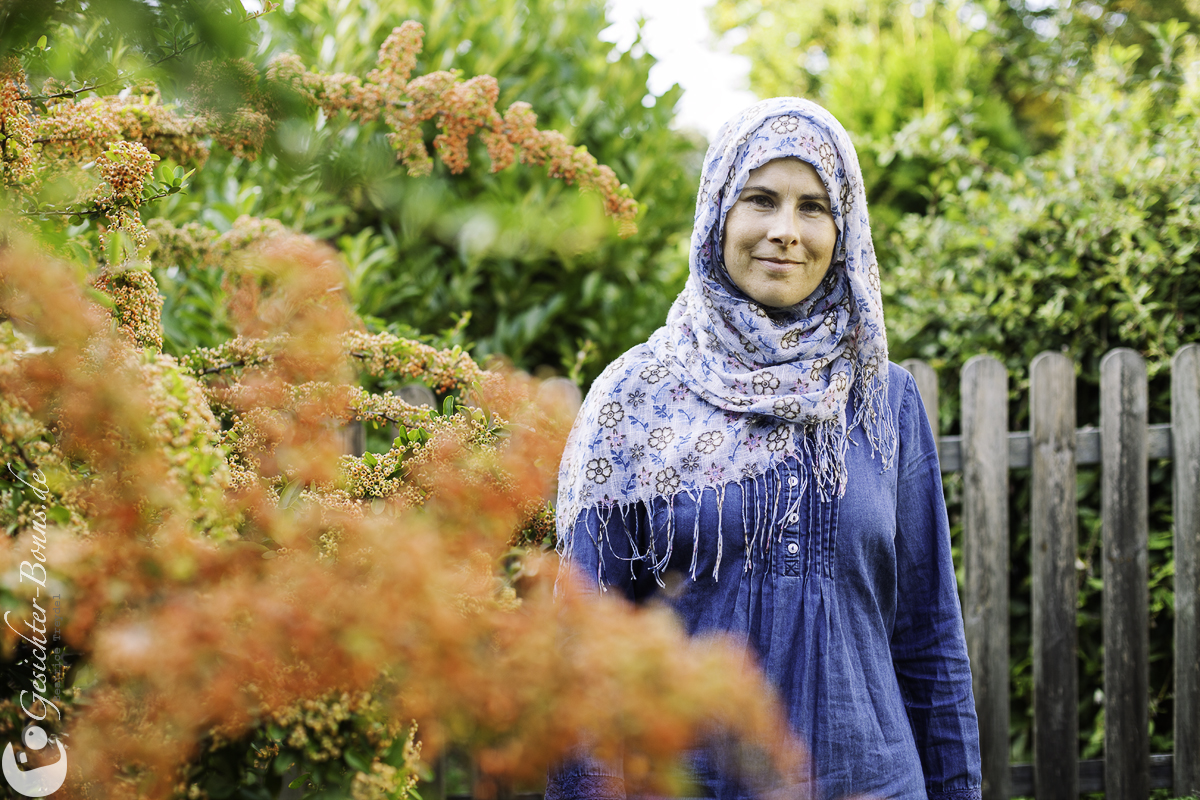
[4, 465, 68, 797]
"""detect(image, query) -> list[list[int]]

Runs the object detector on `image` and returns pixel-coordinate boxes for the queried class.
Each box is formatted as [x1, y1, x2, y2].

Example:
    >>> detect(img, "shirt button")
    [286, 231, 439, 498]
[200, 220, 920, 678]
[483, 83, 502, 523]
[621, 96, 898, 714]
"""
[787, 543, 799, 554]
[788, 476, 798, 487]
[788, 512, 799, 524]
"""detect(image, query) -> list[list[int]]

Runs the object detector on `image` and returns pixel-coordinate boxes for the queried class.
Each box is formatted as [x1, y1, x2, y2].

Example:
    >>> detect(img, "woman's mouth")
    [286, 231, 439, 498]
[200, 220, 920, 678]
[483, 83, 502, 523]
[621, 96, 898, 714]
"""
[754, 257, 800, 272]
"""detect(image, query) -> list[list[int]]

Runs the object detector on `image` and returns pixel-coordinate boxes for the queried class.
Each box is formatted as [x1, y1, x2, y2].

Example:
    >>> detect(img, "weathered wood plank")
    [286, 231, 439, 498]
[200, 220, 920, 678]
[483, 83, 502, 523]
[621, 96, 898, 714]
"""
[1100, 349, 1150, 800]
[1145, 423, 1172, 460]
[1008, 754, 1175, 797]
[901, 358, 939, 457]
[1174, 343, 1200, 799]
[961, 355, 1010, 800]
[935, 424, 1172, 473]
[1030, 352, 1078, 800]
[938, 436, 962, 472]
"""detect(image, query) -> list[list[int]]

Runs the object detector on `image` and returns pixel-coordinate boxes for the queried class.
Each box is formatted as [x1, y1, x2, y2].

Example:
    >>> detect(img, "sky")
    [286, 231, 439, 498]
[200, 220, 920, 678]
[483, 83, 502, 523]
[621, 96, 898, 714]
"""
[600, 0, 758, 141]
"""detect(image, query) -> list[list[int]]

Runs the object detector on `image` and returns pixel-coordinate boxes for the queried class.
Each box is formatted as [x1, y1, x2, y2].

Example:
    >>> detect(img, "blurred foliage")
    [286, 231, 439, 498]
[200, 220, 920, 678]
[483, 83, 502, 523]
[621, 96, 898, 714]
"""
[12, 0, 682, 382]
[708, 0, 1200, 239]
[140, 0, 702, 382]
[1, 0, 256, 95]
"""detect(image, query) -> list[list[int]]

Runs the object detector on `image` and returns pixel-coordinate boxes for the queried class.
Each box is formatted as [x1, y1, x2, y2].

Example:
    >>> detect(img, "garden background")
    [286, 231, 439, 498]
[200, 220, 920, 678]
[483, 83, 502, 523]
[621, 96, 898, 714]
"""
[1, 0, 1199, 797]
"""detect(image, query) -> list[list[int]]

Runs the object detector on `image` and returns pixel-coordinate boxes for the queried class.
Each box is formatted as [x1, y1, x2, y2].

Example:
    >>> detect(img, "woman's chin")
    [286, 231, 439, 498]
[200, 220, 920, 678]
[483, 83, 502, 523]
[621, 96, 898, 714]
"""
[748, 287, 810, 309]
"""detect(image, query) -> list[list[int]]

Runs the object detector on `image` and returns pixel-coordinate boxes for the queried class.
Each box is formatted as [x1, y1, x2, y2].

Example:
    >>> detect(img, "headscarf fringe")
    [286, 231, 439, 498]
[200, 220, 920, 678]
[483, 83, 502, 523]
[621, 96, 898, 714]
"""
[557, 447, 837, 589]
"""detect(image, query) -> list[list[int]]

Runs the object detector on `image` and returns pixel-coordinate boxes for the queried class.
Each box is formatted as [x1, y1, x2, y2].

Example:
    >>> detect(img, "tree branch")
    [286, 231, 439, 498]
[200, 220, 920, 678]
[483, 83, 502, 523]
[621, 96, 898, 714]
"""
[20, 186, 181, 218]
[19, 41, 203, 103]
[199, 360, 247, 376]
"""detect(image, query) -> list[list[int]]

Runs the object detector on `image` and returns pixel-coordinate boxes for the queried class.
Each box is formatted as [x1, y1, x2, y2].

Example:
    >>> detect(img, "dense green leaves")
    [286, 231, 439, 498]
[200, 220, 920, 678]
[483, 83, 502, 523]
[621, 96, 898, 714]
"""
[8, 0, 255, 96]
[886, 38, 1200, 397]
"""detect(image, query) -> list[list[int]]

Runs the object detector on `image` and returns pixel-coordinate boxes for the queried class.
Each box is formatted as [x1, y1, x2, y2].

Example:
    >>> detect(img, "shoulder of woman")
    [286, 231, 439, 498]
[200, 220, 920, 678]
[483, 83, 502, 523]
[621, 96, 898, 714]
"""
[885, 360, 919, 409]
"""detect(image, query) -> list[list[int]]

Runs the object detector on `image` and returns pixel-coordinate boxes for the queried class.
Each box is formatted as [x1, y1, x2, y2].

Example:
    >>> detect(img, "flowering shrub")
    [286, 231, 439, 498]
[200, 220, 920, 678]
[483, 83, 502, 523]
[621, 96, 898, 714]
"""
[0, 15, 794, 800]
[1, 24, 637, 257]
[264, 21, 638, 231]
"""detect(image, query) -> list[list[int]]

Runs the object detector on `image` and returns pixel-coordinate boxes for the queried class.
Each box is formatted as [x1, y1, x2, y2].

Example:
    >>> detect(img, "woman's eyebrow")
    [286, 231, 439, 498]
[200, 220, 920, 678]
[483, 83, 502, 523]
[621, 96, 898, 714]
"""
[740, 185, 829, 201]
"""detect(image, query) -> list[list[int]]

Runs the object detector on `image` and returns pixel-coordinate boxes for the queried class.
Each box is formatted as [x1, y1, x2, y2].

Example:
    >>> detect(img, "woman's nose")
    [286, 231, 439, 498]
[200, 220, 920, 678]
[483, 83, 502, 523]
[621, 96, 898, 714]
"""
[768, 211, 800, 246]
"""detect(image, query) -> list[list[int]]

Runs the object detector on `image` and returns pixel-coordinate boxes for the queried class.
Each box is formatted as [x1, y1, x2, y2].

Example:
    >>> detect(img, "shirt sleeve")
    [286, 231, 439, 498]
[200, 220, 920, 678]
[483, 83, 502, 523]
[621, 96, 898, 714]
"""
[546, 503, 653, 800]
[889, 373, 984, 800]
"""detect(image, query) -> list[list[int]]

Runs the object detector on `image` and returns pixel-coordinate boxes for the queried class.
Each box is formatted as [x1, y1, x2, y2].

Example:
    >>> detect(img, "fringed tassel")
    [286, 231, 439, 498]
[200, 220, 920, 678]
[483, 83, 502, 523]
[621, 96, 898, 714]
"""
[848, 361, 897, 472]
[713, 484, 725, 580]
[739, 482, 748, 568]
[771, 471, 784, 543]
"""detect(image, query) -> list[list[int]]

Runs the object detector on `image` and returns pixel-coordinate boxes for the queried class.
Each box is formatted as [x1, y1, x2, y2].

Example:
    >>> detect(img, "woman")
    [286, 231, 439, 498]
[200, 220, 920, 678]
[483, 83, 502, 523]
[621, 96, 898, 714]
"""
[551, 98, 982, 800]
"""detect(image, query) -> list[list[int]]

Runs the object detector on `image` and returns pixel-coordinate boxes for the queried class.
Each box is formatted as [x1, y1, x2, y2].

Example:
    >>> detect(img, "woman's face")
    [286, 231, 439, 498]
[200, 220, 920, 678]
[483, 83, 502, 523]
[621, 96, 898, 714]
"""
[722, 157, 838, 308]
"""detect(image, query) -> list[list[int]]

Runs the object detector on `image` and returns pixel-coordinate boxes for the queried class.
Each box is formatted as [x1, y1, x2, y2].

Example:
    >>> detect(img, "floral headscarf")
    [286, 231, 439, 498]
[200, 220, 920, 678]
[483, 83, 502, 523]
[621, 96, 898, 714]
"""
[557, 97, 894, 582]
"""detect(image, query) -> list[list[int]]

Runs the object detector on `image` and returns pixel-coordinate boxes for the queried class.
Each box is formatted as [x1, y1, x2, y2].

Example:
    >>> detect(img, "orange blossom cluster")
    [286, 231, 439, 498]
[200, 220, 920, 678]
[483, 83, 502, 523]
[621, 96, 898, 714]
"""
[267, 21, 639, 235]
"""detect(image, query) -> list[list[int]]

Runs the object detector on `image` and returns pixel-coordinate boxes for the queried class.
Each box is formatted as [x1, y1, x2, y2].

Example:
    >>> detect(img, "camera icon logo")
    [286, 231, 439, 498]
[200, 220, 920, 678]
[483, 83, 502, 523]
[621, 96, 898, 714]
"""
[2, 725, 68, 796]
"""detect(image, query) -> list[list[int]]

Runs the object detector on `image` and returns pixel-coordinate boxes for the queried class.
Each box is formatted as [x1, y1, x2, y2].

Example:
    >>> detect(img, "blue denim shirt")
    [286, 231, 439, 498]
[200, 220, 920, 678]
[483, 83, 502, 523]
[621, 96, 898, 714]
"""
[549, 364, 982, 800]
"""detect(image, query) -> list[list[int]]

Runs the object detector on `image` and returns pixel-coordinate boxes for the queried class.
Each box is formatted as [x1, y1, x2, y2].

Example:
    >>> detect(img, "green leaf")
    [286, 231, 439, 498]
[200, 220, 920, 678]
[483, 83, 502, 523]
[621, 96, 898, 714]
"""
[278, 479, 303, 509]
[287, 773, 311, 790]
[85, 286, 115, 309]
[343, 749, 370, 772]
[36, 35, 47, 50]
[362, 452, 378, 467]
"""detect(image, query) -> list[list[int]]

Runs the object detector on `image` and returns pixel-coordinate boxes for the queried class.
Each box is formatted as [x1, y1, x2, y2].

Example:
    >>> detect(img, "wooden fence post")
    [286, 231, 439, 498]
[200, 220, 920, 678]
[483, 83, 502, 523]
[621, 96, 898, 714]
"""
[901, 358, 939, 457]
[1100, 349, 1149, 800]
[961, 355, 1010, 800]
[1030, 352, 1078, 800]
[1174, 343, 1200, 798]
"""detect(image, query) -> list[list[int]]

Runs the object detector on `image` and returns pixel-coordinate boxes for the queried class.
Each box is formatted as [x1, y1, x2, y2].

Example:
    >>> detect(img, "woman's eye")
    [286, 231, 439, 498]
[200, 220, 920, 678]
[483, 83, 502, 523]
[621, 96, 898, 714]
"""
[800, 201, 826, 213]
[748, 195, 773, 208]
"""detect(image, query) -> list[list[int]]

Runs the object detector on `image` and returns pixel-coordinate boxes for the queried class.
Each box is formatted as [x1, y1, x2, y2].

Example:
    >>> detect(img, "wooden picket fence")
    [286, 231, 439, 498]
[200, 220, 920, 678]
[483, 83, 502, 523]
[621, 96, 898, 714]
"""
[901, 344, 1200, 800]
[340, 345, 1200, 800]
